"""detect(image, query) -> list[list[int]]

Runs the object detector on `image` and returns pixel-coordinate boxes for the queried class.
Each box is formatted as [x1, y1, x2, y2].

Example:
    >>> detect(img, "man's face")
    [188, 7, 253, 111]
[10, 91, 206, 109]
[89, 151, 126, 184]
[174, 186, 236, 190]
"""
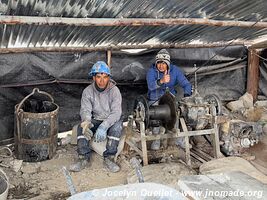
[156, 61, 168, 73]
[93, 73, 110, 89]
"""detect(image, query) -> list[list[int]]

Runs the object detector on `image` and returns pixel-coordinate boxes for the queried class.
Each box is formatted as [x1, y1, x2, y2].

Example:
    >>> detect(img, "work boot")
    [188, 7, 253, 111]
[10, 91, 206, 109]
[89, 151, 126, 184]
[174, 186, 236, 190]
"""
[104, 157, 120, 173]
[69, 156, 90, 172]
[151, 140, 161, 150]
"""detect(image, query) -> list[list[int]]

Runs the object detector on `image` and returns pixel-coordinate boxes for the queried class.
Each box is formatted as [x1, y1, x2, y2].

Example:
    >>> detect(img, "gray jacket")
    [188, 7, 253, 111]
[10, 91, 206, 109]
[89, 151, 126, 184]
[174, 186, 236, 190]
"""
[80, 80, 122, 129]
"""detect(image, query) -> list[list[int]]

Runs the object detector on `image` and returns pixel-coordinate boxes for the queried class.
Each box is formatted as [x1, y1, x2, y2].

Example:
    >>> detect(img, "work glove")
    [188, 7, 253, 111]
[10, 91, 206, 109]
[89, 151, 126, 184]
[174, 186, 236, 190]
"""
[95, 125, 108, 143]
[81, 120, 94, 139]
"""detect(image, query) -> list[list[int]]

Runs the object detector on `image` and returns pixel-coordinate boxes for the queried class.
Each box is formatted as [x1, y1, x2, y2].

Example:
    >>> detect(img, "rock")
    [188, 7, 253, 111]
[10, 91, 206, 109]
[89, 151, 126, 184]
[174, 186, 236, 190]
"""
[127, 162, 196, 190]
[12, 159, 23, 172]
[28, 187, 40, 194]
[254, 100, 267, 107]
[240, 92, 254, 109]
[21, 163, 41, 174]
[199, 156, 267, 184]
[226, 99, 244, 111]
[221, 121, 230, 133]
[22, 173, 30, 179]
[263, 124, 267, 134]
[260, 113, 267, 123]
[245, 107, 264, 121]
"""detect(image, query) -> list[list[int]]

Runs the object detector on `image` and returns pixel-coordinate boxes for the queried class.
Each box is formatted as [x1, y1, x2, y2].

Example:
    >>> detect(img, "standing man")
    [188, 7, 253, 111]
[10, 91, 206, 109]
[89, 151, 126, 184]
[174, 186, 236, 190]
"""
[70, 61, 123, 173]
[146, 49, 192, 150]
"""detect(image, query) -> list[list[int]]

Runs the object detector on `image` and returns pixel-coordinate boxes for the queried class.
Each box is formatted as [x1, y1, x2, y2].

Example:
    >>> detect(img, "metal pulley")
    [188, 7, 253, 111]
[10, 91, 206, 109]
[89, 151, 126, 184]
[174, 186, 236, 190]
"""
[133, 92, 177, 130]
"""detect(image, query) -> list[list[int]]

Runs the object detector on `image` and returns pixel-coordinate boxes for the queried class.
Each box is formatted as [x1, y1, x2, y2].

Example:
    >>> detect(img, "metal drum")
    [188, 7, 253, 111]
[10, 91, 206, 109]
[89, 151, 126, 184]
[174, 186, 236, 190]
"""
[14, 88, 59, 162]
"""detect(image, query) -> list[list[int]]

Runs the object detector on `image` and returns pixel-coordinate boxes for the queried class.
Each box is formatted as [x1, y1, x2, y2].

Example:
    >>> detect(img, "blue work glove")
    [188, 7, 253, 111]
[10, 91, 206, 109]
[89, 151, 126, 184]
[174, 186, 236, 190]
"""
[95, 125, 108, 143]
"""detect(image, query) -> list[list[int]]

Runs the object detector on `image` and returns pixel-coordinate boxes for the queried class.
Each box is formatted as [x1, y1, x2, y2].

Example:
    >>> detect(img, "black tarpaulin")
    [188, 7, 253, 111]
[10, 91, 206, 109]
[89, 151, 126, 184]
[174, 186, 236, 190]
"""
[0, 46, 252, 142]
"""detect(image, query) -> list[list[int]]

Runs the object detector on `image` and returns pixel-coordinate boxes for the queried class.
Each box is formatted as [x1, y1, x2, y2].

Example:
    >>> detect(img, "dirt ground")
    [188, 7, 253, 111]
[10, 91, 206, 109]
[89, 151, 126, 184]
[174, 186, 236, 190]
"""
[1, 103, 266, 200]
[1, 134, 267, 200]
[1, 142, 198, 200]
[1, 144, 131, 200]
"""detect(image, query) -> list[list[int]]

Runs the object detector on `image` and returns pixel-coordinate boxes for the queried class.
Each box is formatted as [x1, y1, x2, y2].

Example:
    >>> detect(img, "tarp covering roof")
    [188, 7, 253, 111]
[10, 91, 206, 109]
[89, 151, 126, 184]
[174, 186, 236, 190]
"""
[0, 0, 267, 51]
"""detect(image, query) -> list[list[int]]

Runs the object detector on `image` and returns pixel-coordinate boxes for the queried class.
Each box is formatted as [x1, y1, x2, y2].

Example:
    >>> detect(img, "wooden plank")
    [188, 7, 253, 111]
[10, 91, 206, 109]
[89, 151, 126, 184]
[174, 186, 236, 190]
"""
[139, 122, 148, 166]
[143, 129, 215, 141]
[125, 139, 143, 157]
[211, 120, 221, 158]
[190, 151, 207, 163]
[191, 147, 213, 161]
[180, 118, 191, 166]
[1, 16, 267, 28]
[251, 40, 267, 49]
[0, 43, 245, 54]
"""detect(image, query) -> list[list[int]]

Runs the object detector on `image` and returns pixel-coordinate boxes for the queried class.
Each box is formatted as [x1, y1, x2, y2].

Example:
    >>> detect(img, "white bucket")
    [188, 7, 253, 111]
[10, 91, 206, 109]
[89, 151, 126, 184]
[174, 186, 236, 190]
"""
[0, 169, 8, 200]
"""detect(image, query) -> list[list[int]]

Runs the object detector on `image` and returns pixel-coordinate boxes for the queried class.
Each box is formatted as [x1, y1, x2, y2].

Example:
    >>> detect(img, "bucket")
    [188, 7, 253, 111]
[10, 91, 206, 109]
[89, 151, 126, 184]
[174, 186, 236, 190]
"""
[14, 88, 59, 162]
[0, 169, 8, 200]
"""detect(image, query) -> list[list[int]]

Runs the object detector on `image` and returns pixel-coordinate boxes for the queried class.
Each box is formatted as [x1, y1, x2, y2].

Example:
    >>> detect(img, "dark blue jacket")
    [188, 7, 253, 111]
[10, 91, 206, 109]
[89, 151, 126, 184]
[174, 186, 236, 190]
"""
[146, 64, 192, 101]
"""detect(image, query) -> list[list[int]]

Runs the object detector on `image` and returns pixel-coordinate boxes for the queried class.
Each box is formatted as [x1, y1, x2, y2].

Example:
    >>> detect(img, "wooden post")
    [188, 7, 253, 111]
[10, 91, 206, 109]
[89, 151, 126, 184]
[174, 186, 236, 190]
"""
[140, 122, 148, 166]
[211, 117, 221, 159]
[107, 50, 112, 67]
[247, 48, 260, 101]
[180, 118, 191, 167]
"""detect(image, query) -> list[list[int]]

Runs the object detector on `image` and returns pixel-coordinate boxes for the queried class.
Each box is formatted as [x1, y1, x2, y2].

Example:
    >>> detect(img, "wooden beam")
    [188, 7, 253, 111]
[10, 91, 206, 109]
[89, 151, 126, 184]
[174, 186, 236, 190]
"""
[0, 42, 245, 54]
[0, 16, 267, 28]
[107, 50, 112, 67]
[251, 40, 267, 49]
[180, 118, 191, 167]
[247, 48, 260, 101]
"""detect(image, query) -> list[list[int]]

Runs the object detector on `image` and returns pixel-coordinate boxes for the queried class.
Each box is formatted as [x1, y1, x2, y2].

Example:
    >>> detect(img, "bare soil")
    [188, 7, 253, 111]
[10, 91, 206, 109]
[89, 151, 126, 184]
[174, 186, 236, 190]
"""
[2, 144, 197, 200]
[2, 145, 131, 200]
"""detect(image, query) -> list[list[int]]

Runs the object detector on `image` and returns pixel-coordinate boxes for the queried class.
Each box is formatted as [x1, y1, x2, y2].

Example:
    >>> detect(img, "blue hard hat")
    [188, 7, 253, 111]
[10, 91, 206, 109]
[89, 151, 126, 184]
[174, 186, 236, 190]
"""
[89, 61, 111, 77]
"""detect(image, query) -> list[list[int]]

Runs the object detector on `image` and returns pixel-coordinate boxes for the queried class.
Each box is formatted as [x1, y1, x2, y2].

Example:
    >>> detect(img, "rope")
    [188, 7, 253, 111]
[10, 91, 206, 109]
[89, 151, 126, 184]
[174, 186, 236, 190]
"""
[248, 49, 267, 62]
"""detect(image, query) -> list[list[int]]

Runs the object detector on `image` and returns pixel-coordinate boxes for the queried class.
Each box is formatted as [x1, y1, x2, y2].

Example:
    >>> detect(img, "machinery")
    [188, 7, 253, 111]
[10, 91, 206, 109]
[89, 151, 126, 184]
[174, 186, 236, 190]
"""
[220, 120, 263, 156]
[127, 90, 222, 166]
[127, 68, 264, 163]
[179, 93, 222, 131]
[133, 92, 178, 131]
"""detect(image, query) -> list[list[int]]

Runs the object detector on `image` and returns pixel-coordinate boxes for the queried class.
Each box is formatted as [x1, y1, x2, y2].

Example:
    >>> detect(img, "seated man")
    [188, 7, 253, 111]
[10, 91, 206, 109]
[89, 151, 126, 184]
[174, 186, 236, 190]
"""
[70, 61, 123, 173]
[146, 49, 192, 150]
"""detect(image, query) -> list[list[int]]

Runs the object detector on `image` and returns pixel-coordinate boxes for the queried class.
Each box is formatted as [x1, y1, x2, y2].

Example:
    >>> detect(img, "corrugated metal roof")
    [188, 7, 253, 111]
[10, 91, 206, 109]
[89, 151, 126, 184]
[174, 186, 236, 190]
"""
[0, 0, 267, 51]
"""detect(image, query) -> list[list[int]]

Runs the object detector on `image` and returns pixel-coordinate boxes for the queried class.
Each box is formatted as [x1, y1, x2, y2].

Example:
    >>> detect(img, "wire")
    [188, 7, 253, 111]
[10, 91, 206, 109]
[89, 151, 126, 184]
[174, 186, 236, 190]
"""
[189, 19, 264, 76]
[248, 49, 267, 62]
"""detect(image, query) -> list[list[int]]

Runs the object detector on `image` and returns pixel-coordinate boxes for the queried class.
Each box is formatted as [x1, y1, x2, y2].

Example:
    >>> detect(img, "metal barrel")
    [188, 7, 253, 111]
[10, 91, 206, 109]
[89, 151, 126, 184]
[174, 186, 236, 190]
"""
[14, 88, 59, 162]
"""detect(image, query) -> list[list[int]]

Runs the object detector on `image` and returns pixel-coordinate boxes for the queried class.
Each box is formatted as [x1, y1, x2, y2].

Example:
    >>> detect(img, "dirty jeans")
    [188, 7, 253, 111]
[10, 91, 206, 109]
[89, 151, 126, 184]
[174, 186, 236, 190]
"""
[77, 118, 123, 160]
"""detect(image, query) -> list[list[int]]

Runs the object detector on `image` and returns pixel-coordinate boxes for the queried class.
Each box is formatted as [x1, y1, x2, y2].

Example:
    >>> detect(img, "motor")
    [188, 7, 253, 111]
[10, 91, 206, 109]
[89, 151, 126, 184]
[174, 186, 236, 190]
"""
[220, 120, 263, 156]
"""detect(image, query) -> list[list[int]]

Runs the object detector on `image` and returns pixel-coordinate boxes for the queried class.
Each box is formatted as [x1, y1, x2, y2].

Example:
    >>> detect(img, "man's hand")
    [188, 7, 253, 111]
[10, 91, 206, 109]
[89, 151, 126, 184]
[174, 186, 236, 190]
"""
[81, 120, 93, 134]
[160, 70, 170, 84]
[95, 125, 108, 143]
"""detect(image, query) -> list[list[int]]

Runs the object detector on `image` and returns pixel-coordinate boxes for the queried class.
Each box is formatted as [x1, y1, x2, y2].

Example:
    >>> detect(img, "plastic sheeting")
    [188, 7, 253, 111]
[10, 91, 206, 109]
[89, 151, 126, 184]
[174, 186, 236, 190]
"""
[0, 46, 250, 142]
